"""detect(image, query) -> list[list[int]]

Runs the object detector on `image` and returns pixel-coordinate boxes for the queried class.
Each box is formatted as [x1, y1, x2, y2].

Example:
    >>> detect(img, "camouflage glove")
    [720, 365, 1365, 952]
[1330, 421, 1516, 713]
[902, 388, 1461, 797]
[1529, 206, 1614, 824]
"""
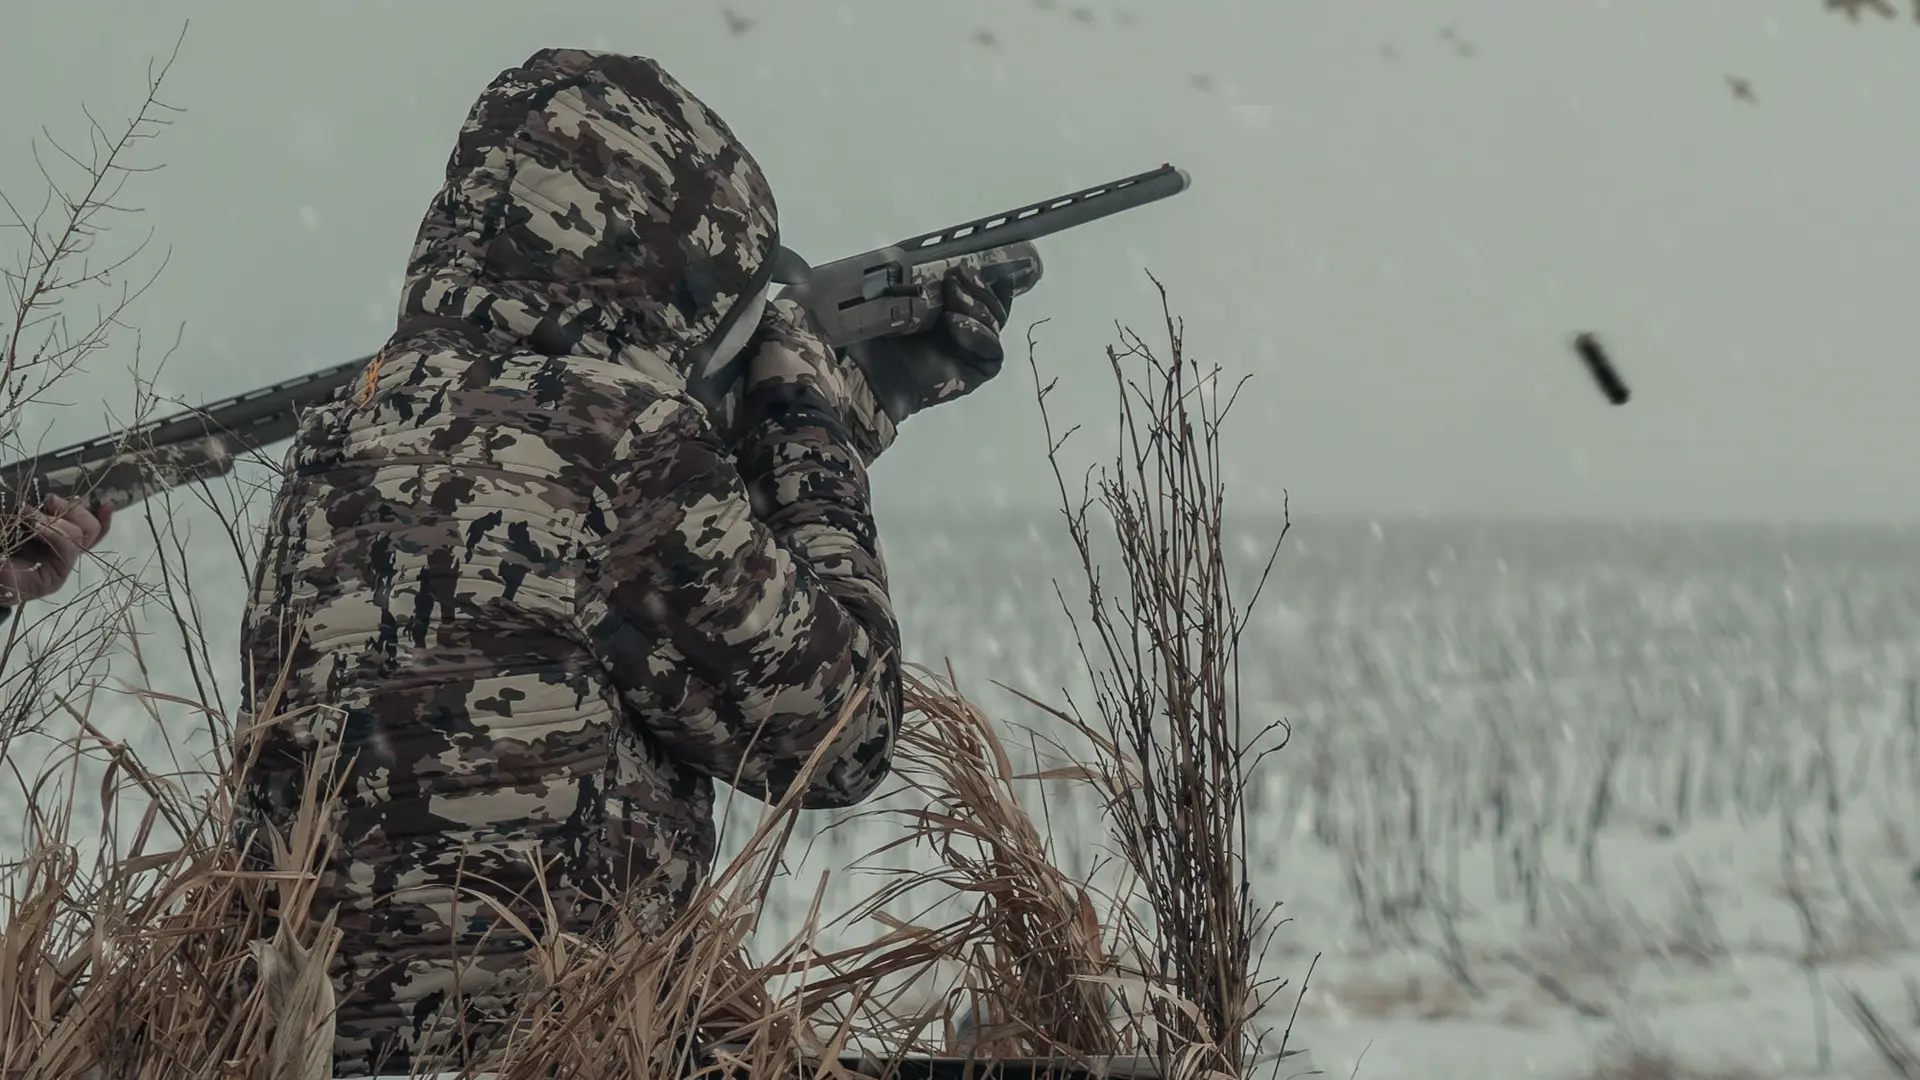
[842, 264, 1013, 425]
[732, 298, 897, 464]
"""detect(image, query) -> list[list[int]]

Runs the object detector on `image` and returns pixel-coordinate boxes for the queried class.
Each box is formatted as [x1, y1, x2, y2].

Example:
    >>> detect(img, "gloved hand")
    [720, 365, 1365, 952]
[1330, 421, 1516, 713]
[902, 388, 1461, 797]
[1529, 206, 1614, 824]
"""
[842, 264, 1014, 425]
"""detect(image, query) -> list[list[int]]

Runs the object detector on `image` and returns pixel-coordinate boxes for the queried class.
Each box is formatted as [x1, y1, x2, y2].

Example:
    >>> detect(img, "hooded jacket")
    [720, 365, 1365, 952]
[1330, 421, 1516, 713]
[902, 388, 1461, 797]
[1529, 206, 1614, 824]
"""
[234, 49, 902, 1076]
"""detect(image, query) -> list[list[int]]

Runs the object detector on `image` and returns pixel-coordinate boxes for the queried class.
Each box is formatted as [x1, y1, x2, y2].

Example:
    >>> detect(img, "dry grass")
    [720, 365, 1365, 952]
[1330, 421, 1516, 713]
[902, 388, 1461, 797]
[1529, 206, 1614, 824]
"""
[830, 668, 1136, 1060]
[1572, 1049, 1760, 1080]
[0, 647, 1274, 1078]
[1318, 973, 1476, 1024]
[0, 46, 1301, 1080]
[1832, 984, 1920, 1079]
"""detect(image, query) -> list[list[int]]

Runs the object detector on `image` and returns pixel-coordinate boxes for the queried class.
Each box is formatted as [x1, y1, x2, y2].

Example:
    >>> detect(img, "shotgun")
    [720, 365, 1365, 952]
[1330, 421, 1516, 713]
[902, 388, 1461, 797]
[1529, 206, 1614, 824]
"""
[0, 164, 1191, 515]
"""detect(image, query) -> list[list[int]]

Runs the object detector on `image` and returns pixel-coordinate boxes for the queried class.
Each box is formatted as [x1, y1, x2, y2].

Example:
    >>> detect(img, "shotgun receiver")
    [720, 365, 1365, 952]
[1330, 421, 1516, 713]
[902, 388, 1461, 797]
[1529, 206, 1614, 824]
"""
[0, 163, 1191, 515]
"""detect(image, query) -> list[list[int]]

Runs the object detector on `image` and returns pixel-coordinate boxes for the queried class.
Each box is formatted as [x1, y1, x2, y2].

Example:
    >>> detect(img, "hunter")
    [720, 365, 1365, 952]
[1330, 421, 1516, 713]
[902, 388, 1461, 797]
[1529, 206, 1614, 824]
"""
[233, 48, 1012, 1075]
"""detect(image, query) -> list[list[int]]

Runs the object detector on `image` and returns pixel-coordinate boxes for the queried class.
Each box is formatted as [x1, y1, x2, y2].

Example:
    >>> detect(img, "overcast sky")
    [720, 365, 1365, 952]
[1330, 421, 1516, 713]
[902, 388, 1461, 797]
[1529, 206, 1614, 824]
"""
[5, 0, 1918, 522]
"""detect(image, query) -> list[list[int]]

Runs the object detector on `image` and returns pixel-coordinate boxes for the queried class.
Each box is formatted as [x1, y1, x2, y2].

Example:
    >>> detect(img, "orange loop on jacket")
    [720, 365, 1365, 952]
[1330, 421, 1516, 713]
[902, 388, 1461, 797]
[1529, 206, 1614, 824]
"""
[355, 350, 385, 408]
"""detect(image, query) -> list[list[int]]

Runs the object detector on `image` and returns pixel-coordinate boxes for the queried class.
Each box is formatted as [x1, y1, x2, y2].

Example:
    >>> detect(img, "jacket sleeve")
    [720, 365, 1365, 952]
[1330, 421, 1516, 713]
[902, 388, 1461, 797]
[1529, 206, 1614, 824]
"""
[574, 369, 902, 810]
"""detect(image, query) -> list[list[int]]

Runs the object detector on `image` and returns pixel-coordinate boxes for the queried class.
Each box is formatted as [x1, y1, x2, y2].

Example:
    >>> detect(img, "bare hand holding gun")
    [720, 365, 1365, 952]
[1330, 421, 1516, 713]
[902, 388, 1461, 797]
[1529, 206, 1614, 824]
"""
[0, 494, 112, 621]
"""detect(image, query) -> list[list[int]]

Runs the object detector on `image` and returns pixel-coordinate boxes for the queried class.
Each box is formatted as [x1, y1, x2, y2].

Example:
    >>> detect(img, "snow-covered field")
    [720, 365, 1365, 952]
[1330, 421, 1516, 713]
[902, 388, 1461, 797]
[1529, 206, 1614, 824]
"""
[8, 508, 1919, 1079]
[735, 511, 1920, 1079]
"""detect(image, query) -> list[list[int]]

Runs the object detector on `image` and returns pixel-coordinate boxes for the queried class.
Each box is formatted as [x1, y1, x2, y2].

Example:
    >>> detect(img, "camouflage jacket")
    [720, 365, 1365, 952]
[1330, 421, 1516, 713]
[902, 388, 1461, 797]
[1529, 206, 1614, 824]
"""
[235, 49, 903, 1076]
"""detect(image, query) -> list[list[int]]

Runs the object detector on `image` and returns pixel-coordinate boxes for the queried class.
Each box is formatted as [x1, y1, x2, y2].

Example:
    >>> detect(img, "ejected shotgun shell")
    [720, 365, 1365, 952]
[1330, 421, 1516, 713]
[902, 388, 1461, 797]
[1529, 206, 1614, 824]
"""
[1573, 332, 1629, 405]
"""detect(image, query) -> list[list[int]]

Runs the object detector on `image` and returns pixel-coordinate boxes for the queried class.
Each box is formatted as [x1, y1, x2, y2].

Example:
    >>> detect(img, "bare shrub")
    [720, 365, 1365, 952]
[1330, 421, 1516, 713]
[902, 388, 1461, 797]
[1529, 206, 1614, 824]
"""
[1021, 272, 1297, 1075]
[0, 36, 191, 763]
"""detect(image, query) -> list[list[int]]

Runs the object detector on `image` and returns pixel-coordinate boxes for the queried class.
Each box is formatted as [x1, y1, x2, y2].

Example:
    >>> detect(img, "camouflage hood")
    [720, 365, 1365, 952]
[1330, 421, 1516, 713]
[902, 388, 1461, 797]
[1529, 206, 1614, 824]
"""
[395, 48, 781, 386]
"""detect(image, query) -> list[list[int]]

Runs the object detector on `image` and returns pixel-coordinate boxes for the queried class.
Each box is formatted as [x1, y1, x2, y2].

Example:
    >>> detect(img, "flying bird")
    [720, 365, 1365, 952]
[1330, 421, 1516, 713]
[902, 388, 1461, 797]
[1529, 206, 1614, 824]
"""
[1573, 333, 1630, 405]
[1188, 73, 1215, 94]
[1069, 6, 1095, 22]
[721, 6, 754, 35]
[1726, 75, 1756, 103]
[972, 28, 999, 48]
[1439, 26, 1476, 57]
[1824, 0, 1896, 20]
